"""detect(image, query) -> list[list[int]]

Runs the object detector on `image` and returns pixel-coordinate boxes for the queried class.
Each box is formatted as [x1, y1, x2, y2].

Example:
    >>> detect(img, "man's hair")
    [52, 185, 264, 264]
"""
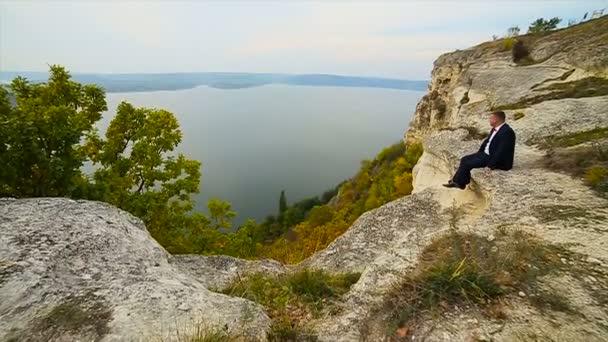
[492, 111, 506, 122]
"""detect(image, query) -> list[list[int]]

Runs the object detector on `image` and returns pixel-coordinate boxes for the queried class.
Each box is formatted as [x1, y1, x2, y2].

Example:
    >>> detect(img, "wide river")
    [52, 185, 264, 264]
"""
[101, 85, 423, 225]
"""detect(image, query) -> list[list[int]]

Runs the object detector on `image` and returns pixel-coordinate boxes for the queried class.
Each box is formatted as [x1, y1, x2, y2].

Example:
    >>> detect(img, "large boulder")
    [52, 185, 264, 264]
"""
[0, 198, 270, 342]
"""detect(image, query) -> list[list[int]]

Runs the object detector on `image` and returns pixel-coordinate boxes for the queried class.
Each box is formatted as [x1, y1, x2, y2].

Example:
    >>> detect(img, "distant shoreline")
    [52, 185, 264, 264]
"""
[0, 71, 429, 93]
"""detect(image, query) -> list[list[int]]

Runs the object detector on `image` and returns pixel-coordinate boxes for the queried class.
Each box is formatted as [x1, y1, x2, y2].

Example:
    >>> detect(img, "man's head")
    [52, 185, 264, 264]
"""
[489, 111, 506, 127]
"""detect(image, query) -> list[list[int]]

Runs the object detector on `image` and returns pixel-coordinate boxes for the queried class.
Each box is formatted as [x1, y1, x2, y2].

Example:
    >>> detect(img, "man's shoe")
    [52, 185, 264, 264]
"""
[442, 181, 466, 189]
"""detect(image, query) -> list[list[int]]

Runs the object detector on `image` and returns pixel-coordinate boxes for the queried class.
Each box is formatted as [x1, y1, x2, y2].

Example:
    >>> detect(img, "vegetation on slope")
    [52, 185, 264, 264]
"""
[497, 77, 608, 110]
[259, 142, 423, 264]
[364, 214, 606, 340]
[219, 269, 360, 341]
[536, 127, 608, 197]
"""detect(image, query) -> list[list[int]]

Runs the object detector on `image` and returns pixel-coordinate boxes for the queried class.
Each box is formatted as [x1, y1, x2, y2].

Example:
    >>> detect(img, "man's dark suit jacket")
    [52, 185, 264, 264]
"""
[478, 124, 516, 170]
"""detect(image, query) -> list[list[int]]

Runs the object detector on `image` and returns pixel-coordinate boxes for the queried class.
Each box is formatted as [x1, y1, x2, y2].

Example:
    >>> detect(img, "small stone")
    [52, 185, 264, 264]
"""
[587, 257, 602, 265]
[518, 291, 526, 297]
[487, 234, 495, 242]
[588, 276, 597, 283]
[177, 302, 191, 311]
[560, 258, 567, 264]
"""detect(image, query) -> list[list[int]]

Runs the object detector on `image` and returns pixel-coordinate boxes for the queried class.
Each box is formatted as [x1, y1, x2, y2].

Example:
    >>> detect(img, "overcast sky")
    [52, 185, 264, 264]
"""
[1, 1, 605, 79]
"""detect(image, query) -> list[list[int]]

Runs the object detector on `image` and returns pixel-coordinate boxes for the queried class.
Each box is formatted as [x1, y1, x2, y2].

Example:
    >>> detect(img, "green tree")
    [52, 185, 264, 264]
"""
[208, 198, 237, 230]
[528, 17, 561, 33]
[87, 101, 201, 239]
[506, 25, 520, 37]
[224, 219, 262, 258]
[279, 190, 288, 214]
[0, 66, 106, 197]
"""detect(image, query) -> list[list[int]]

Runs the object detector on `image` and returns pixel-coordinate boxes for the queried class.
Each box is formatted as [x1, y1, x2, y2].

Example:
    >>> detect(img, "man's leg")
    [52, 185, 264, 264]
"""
[452, 152, 490, 187]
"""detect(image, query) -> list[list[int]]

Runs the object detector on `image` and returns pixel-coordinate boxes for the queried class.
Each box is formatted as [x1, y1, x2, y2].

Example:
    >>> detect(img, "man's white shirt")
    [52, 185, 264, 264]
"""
[484, 122, 505, 155]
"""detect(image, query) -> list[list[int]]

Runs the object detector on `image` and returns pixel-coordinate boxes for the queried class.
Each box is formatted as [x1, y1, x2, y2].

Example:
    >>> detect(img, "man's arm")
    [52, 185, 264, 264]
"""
[478, 138, 488, 154]
[487, 129, 515, 169]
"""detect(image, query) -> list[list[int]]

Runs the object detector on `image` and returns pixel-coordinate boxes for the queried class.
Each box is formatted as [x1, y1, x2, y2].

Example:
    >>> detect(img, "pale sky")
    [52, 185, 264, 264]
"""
[1, 1, 606, 79]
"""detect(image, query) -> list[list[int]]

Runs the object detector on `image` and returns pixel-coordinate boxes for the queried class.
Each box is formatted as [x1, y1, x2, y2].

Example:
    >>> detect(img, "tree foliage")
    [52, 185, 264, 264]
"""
[0, 66, 239, 255]
[506, 26, 520, 37]
[0, 65, 107, 197]
[279, 190, 288, 214]
[528, 17, 561, 33]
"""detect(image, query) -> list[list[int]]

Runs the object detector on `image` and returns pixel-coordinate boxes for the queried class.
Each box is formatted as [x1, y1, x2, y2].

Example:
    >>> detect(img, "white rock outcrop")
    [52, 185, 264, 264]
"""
[0, 198, 271, 341]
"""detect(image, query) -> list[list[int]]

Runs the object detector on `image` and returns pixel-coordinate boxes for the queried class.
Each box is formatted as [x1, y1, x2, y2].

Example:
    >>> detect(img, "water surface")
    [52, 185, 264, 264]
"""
[101, 85, 423, 225]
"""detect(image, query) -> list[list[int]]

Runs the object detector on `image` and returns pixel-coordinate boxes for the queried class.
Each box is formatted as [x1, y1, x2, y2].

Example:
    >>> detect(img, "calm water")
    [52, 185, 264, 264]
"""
[100, 85, 423, 225]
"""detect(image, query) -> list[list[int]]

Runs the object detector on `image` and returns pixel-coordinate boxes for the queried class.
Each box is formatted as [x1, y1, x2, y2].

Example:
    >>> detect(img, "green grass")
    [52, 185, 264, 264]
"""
[174, 326, 232, 342]
[497, 77, 608, 110]
[220, 269, 360, 341]
[539, 127, 608, 148]
[535, 131, 608, 197]
[367, 230, 573, 338]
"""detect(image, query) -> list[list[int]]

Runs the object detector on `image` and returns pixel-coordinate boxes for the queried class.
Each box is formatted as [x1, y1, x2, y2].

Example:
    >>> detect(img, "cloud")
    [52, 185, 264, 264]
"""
[1, 0, 604, 77]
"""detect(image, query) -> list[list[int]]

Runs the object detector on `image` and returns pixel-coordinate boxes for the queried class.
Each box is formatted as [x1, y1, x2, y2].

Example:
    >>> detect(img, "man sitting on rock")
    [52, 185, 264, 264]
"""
[443, 111, 516, 189]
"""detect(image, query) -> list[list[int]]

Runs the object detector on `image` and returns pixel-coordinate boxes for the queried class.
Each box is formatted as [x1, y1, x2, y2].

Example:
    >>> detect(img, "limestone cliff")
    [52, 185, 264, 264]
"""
[299, 17, 608, 341]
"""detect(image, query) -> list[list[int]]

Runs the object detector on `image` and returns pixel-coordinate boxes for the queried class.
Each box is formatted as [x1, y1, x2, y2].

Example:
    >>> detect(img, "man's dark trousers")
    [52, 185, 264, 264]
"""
[452, 152, 490, 186]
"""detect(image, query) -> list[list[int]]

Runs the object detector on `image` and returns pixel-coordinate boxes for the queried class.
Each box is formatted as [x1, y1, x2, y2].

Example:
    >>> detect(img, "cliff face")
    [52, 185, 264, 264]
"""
[406, 17, 608, 144]
[300, 17, 608, 341]
[1, 18, 608, 342]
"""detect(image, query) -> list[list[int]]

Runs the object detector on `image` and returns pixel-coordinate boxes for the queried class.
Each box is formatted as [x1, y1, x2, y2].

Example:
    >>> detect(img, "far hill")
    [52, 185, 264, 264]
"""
[0, 71, 428, 93]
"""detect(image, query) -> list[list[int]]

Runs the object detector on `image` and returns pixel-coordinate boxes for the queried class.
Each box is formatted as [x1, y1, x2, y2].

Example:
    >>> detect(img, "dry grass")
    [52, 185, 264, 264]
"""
[365, 229, 573, 339]
[497, 77, 608, 110]
[219, 269, 360, 341]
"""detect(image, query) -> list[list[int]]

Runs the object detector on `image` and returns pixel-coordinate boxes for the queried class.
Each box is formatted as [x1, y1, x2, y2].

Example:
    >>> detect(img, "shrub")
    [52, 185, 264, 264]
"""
[459, 91, 470, 105]
[528, 17, 562, 34]
[585, 166, 608, 185]
[585, 167, 608, 196]
[512, 40, 530, 63]
[502, 37, 516, 51]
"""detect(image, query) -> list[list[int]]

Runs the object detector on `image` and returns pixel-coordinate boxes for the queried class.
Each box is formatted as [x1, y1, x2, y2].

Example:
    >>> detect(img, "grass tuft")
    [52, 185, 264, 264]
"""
[175, 326, 231, 342]
[368, 229, 573, 337]
[220, 269, 360, 341]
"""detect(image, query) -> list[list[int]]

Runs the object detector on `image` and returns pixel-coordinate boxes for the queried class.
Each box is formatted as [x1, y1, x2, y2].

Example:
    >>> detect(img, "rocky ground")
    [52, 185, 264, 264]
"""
[0, 198, 272, 341]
